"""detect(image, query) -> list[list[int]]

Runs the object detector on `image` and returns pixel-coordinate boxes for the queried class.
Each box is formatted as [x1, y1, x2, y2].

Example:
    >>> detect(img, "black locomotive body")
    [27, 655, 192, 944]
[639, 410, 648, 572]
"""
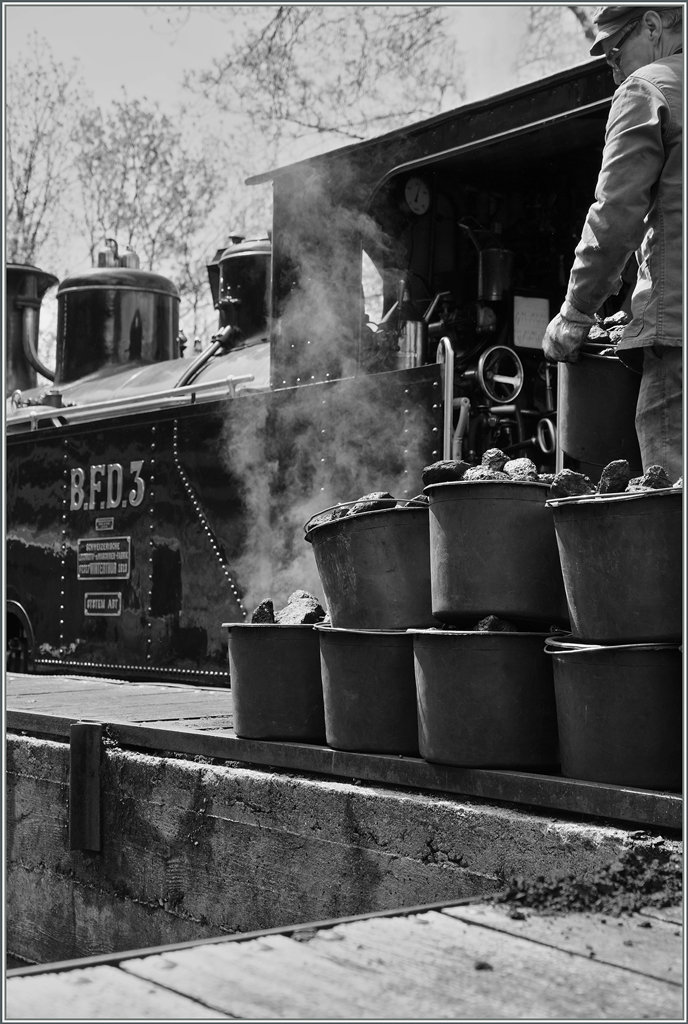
[6, 61, 618, 684]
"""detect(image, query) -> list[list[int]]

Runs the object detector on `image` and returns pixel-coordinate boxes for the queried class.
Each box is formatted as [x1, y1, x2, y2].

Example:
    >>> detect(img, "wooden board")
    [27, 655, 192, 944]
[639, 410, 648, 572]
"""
[442, 903, 683, 984]
[639, 904, 684, 927]
[5, 963, 226, 1019]
[141, 715, 235, 731]
[119, 909, 684, 1019]
[7, 901, 683, 1020]
[6, 673, 682, 829]
[5, 677, 173, 696]
[7, 690, 233, 721]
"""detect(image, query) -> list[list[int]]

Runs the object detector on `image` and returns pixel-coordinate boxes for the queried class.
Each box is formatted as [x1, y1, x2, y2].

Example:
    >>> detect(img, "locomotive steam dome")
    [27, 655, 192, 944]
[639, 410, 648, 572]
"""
[55, 265, 180, 384]
[206, 236, 271, 346]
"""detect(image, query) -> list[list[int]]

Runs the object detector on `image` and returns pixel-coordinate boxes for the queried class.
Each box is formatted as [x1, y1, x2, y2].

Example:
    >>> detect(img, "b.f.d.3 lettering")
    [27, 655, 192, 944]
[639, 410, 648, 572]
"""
[70, 461, 146, 511]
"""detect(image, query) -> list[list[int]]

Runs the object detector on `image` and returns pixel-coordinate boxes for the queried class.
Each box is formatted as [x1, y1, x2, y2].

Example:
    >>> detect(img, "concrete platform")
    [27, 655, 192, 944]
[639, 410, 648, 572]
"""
[6, 672, 682, 829]
[6, 672, 682, 966]
[6, 901, 683, 1019]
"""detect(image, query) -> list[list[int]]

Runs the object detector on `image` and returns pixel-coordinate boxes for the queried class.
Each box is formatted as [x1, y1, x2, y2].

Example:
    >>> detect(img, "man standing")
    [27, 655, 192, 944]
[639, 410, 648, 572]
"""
[542, 6, 683, 481]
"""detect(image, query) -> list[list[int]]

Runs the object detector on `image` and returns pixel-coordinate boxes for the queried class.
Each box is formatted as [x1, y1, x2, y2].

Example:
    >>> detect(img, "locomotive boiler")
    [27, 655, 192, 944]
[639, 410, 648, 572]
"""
[6, 59, 624, 685]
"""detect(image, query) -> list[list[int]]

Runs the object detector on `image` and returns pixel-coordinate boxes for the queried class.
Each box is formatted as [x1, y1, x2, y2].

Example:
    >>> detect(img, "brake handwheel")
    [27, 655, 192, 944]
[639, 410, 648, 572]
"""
[477, 345, 524, 403]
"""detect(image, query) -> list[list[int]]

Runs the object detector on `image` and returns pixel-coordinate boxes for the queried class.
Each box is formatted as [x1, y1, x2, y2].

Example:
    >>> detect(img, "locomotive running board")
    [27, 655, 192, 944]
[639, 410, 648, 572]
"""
[6, 373, 254, 432]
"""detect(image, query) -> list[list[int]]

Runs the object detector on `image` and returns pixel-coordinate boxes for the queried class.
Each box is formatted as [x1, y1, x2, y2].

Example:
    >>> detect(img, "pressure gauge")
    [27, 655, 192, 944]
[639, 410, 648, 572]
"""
[404, 176, 431, 215]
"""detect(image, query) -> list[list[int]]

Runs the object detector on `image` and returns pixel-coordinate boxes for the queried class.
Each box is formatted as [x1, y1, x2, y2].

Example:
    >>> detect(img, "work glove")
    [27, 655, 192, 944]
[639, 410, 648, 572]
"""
[542, 300, 595, 363]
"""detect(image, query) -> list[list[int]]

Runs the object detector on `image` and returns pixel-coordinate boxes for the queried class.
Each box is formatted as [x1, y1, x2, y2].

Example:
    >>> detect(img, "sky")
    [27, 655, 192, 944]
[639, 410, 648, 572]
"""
[5, 4, 539, 121]
[4, 3, 594, 342]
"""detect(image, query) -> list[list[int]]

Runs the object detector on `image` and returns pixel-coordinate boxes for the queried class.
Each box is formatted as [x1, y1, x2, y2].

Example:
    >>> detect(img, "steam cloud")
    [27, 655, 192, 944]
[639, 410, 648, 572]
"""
[221, 156, 434, 615]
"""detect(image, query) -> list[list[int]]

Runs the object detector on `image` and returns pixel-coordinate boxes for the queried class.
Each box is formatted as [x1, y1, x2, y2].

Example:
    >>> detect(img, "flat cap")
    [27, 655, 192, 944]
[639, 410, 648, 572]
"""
[589, 6, 654, 55]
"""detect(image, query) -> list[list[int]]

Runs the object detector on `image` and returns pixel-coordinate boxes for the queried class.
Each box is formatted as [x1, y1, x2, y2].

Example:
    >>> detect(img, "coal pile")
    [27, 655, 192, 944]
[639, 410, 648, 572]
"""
[463, 466, 509, 481]
[349, 491, 396, 514]
[627, 465, 673, 491]
[474, 614, 519, 632]
[481, 448, 508, 473]
[598, 460, 631, 495]
[307, 505, 351, 529]
[551, 461, 680, 498]
[493, 838, 682, 917]
[587, 310, 631, 354]
[422, 449, 681, 497]
[305, 490, 427, 533]
[251, 590, 326, 625]
[422, 460, 471, 485]
[436, 615, 545, 634]
[251, 599, 275, 623]
[503, 458, 539, 482]
[548, 469, 596, 499]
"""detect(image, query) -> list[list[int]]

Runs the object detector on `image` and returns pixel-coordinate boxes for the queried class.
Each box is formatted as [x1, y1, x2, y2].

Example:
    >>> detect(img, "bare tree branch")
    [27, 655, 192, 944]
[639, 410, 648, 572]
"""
[185, 6, 465, 148]
[6, 33, 83, 266]
[568, 6, 597, 43]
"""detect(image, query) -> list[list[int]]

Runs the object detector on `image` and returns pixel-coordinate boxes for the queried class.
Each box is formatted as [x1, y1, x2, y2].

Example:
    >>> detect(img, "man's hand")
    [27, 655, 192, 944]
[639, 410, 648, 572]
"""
[542, 300, 595, 363]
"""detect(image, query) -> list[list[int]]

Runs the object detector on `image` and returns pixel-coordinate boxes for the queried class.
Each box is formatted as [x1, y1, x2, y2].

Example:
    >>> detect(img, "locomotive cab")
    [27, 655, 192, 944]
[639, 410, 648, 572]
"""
[259, 59, 621, 472]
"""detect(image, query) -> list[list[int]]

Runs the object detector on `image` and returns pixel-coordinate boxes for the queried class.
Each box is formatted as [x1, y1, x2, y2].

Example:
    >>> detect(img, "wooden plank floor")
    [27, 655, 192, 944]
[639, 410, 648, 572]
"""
[6, 901, 683, 1019]
[6, 673, 682, 829]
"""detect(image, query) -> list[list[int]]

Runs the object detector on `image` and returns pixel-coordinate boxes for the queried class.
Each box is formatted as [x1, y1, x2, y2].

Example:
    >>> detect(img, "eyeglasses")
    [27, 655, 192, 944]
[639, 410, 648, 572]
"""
[605, 18, 641, 67]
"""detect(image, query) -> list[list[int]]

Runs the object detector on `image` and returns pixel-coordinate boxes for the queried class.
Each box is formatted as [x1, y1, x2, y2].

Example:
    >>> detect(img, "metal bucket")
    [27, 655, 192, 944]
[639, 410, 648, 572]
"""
[548, 489, 682, 643]
[412, 630, 559, 768]
[305, 506, 435, 630]
[547, 638, 682, 791]
[559, 352, 642, 476]
[317, 626, 419, 754]
[425, 481, 569, 626]
[226, 623, 326, 742]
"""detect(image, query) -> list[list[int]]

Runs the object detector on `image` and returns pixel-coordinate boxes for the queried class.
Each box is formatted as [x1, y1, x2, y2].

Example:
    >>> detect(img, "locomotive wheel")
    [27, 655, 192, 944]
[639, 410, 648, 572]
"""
[6, 620, 29, 673]
[477, 345, 524, 403]
[6, 606, 33, 674]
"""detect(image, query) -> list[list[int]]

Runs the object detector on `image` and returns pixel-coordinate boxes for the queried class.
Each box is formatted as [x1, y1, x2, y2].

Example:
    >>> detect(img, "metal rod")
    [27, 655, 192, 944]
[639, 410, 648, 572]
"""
[555, 364, 564, 473]
[436, 337, 455, 461]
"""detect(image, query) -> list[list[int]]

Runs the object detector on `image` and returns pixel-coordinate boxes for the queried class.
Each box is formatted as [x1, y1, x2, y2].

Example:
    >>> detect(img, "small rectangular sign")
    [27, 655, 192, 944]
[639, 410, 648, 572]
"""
[514, 295, 550, 349]
[77, 536, 131, 580]
[95, 517, 115, 532]
[84, 592, 122, 616]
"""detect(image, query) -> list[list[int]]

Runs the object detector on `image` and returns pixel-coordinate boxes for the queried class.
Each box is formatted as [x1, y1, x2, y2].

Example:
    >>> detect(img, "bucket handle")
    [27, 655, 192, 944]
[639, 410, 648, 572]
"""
[546, 486, 680, 508]
[545, 639, 681, 654]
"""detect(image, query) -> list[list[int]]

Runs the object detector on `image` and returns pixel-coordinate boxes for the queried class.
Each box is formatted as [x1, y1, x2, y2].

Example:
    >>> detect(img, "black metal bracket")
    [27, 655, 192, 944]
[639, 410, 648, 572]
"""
[69, 722, 103, 852]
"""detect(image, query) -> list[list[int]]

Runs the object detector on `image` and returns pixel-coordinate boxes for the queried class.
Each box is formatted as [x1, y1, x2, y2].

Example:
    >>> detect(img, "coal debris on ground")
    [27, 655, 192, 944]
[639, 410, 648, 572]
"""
[493, 840, 682, 917]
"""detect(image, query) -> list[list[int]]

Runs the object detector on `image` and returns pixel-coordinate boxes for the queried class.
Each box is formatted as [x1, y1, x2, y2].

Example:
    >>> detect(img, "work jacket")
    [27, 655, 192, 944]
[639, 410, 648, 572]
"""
[566, 51, 683, 350]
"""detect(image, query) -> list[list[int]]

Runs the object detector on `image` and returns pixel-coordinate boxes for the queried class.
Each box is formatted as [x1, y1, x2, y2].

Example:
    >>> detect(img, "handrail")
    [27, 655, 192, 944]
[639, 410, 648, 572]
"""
[6, 374, 255, 432]
[436, 337, 455, 461]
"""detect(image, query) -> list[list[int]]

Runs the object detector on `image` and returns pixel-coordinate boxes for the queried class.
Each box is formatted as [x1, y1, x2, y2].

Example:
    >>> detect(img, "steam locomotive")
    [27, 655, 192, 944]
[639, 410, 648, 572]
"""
[6, 59, 623, 685]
